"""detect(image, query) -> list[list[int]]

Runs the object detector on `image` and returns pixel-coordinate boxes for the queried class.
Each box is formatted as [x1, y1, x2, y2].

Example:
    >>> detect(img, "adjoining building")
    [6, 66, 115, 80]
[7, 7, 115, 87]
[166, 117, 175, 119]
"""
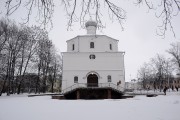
[61, 21, 125, 99]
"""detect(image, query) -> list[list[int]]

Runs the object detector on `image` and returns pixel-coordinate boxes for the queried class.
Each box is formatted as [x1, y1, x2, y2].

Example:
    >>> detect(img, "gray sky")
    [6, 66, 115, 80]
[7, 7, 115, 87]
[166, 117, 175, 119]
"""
[0, 0, 180, 81]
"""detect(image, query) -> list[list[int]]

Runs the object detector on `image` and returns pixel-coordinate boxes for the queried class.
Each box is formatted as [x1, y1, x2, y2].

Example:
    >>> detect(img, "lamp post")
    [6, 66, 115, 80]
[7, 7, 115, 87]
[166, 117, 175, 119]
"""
[131, 79, 136, 92]
[137, 78, 142, 93]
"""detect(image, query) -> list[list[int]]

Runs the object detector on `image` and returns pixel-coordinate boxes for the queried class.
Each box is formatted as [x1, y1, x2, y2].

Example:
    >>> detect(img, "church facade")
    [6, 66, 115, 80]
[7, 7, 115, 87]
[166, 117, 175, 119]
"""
[61, 21, 125, 98]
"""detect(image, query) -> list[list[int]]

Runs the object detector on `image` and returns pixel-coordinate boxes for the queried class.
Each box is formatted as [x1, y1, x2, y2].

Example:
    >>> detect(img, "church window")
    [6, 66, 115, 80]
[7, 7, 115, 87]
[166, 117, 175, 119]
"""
[110, 44, 112, 50]
[89, 54, 96, 59]
[72, 44, 75, 51]
[74, 76, 78, 83]
[90, 42, 94, 48]
[107, 75, 111, 82]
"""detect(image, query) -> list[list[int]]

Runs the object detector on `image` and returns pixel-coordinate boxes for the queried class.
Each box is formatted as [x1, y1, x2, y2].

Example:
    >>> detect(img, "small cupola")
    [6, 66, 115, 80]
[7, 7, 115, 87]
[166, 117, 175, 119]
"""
[85, 20, 97, 35]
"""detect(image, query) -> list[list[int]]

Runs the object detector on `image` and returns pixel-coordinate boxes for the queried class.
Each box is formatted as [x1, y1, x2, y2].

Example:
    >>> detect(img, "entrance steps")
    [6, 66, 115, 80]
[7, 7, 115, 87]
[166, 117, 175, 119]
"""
[60, 83, 125, 99]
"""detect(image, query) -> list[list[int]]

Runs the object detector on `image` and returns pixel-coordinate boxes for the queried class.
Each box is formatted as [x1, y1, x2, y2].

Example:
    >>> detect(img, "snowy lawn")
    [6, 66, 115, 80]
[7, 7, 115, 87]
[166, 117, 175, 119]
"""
[0, 92, 180, 120]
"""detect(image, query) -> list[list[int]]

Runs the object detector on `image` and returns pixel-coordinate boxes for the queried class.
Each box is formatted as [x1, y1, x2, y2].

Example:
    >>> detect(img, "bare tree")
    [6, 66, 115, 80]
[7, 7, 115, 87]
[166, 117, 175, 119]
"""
[35, 30, 52, 93]
[151, 54, 167, 91]
[63, 0, 126, 30]
[2, 0, 126, 30]
[163, 58, 174, 88]
[0, 19, 9, 95]
[167, 42, 180, 73]
[136, 0, 180, 37]
[15, 26, 39, 94]
[27, 26, 48, 94]
[47, 45, 62, 93]
[0, 21, 25, 96]
[24, 26, 53, 94]
[0, 18, 9, 54]
[2, 0, 179, 36]
[4, 0, 54, 28]
[0, 18, 62, 95]
[138, 54, 174, 91]
[138, 62, 153, 89]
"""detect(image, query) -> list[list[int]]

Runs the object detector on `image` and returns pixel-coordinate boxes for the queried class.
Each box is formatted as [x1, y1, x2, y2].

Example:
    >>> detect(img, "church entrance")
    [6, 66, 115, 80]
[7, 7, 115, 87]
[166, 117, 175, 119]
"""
[87, 74, 98, 87]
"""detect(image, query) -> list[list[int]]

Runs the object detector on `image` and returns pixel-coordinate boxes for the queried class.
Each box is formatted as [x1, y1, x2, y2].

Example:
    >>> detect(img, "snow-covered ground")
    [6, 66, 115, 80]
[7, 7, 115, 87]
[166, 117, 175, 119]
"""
[0, 92, 180, 120]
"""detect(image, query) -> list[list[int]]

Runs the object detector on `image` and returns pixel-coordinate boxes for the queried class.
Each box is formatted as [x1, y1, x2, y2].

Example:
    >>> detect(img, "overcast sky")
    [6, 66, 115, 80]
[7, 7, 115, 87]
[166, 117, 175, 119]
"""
[0, 0, 180, 82]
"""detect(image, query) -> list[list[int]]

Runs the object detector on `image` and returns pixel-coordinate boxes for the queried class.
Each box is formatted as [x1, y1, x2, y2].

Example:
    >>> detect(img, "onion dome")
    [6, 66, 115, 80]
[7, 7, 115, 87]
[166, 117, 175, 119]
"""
[85, 21, 97, 28]
[85, 20, 97, 35]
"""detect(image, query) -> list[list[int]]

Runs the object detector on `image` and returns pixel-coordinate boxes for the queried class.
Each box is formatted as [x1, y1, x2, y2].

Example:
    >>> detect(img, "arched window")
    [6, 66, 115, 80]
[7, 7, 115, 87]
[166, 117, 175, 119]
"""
[110, 44, 112, 50]
[74, 76, 78, 83]
[72, 44, 75, 51]
[90, 42, 94, 48]
[89, 54, 96, 59]
[107, 75, 111, 82]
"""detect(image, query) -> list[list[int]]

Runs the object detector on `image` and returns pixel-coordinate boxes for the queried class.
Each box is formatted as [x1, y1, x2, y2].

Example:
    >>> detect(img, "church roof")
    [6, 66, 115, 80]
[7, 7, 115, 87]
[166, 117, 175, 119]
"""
[66, 35, 119, 42]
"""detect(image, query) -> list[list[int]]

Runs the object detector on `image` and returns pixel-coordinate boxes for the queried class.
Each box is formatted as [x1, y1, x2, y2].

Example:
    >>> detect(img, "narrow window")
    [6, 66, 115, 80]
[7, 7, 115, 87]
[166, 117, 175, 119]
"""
[74, 76, 78, 83]
[90, 42, 94, 48]
[110, 44, 112, 50]
[72, 44, 75, 51]
[107, 75, 111, 82]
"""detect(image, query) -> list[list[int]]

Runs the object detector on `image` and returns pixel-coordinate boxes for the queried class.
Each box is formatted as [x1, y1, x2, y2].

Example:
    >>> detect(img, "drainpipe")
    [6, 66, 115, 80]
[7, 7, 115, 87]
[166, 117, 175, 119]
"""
[122, 52, 125, 91]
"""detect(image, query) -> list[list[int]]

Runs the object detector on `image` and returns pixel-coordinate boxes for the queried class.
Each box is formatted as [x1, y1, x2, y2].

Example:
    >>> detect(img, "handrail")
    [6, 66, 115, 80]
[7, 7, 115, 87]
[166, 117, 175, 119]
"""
[61, 83, 124, 94]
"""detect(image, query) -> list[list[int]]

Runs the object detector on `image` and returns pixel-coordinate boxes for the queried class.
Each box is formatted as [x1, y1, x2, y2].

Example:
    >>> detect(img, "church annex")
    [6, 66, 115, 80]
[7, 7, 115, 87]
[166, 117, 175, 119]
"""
[61, 21, 125, 99]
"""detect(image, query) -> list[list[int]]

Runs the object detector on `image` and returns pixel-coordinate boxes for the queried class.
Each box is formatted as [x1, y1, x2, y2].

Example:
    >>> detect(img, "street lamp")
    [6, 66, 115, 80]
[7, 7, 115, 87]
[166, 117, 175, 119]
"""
[131, 79, 136, 92]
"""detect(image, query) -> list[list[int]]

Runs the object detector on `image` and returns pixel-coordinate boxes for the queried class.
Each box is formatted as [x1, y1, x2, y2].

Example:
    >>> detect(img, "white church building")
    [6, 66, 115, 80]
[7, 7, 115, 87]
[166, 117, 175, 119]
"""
[61, 21, 125, 99]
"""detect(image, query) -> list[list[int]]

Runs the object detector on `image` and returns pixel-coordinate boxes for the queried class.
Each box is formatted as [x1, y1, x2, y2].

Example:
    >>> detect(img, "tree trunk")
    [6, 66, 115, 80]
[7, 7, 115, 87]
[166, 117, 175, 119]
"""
[17, 82, 22, 94]
[0, 79, 7, 96]
[51, 82, 54, 93]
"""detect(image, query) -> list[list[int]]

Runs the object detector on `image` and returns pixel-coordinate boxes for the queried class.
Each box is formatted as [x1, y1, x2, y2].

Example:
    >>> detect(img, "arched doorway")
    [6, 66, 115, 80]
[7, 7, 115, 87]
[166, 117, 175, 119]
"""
[87, 74, 98, 87]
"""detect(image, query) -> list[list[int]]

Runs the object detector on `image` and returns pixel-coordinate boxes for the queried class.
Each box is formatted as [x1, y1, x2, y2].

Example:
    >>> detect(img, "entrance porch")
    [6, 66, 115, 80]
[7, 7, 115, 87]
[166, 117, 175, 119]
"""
[61, 83, 124, 99]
